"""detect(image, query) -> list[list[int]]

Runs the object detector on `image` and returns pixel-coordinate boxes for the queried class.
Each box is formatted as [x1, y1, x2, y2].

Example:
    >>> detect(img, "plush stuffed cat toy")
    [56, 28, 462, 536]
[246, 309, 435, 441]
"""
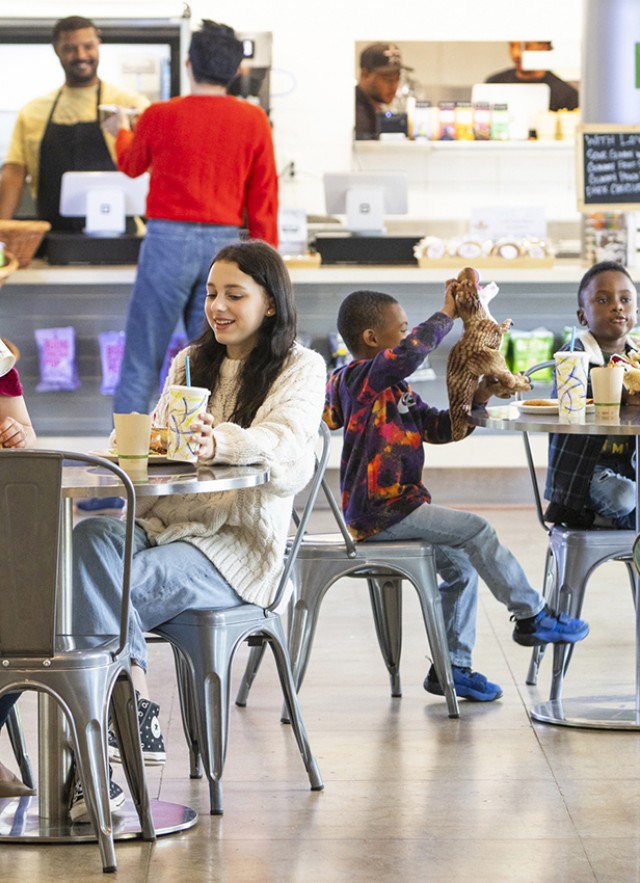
[446, 267, 531, 441]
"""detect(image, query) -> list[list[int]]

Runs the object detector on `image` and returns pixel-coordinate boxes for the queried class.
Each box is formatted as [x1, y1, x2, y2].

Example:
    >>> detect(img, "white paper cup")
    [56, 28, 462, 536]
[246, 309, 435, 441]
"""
[555, 351, 589, 424]
[590, 365, 624, 423]
[166, 385, 211, 463]
[113, 412, 152, 478]
[0, 338, 16, 377]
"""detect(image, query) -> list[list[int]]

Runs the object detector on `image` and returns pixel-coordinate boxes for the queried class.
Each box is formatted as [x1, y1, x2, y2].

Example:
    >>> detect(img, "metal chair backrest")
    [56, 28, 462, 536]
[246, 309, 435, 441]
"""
[517, 360, 556, 532]
[0, 450, 135, 658]
[266, 422, 332, 614]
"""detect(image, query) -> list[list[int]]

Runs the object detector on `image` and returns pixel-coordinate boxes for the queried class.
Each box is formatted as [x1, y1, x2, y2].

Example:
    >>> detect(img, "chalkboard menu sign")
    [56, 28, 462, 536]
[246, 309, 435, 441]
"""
[576, 124, 640, 211]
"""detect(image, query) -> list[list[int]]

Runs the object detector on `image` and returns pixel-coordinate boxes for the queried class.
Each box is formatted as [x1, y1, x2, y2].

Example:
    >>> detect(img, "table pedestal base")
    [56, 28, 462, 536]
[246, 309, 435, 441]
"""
[0, 797, 197, 842]
[531, 694, 640, 729]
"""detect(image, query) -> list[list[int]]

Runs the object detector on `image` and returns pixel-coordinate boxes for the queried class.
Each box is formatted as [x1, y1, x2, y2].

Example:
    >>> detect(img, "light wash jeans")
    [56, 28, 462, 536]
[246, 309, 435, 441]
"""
[365, 503, 544, 669]
[113, 219, 240, 415]
[72, 517, 243, 670]
[589, 464, 636, 529]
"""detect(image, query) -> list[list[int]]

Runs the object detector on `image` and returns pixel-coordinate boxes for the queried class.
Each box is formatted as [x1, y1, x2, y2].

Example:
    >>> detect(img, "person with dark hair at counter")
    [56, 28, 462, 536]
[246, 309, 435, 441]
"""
[102, 19, 278, 417]
[0, 15, 149, 231]
[355, 42, 411, 140]
[485, 40, 578, 112]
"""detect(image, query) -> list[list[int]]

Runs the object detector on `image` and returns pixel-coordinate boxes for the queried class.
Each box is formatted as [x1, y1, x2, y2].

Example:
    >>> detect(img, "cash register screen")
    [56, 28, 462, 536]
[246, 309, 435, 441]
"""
[324, 171, 408, 234]
[60, 171, 149, 235]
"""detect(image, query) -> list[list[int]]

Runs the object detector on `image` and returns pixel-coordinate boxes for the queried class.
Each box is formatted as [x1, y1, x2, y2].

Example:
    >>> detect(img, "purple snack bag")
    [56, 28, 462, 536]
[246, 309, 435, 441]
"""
[160, 332, 188, 389]
[35, 326, 80, 392]
[99, 331, 126, 395]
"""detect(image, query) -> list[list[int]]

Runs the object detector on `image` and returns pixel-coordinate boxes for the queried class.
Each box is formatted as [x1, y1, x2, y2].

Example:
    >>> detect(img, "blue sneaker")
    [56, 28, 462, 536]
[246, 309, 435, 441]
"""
[424, 664, 503, 702]
[512, 605, 589, 647]
[76, 497, 124, 512]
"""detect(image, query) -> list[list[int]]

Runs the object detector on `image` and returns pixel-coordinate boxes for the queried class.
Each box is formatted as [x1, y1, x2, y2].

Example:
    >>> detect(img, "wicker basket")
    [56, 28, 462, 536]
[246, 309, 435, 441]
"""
[0, 251, 20, 288]
[0, 220, 51, 268]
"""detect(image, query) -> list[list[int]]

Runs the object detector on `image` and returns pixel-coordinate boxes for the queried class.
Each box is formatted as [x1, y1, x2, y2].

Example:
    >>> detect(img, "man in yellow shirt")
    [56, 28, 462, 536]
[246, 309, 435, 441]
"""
[0, 15, 149, 231]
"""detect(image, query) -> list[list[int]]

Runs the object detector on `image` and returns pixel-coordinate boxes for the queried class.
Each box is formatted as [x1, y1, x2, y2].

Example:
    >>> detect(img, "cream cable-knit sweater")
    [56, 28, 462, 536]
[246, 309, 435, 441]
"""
[134, 343, 327, 609]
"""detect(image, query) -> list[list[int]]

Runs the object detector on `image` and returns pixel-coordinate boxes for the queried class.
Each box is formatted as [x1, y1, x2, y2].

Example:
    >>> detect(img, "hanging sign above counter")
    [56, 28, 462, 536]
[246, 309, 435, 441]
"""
[576, 124, 640, 211]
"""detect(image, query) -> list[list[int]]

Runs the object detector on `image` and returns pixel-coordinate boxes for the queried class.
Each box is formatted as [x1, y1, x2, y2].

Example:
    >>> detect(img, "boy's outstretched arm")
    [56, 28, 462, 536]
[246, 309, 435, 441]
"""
[441, 278, 458, 320]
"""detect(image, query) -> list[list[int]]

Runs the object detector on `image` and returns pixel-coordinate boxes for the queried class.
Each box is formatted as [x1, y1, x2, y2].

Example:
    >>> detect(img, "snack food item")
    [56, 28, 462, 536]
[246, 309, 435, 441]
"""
[520, 398, 558, 407]
[149, 427, 168, 454]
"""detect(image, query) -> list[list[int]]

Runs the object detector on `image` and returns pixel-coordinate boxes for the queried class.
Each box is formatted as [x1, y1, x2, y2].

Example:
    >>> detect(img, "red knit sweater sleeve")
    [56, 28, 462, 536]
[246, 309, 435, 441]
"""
[114, 98, 278, 245]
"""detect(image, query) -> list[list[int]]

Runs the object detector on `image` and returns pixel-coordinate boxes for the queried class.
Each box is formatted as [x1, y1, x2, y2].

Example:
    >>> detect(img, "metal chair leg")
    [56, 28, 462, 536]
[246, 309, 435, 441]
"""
[5, 704, 35, 791]
[367, 578, 403, 697]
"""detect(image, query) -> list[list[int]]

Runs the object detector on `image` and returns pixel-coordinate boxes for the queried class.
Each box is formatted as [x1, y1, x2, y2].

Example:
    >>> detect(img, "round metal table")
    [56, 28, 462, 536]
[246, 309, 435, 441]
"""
[0, 458, 269, 842]
[470, 404, 640, 730]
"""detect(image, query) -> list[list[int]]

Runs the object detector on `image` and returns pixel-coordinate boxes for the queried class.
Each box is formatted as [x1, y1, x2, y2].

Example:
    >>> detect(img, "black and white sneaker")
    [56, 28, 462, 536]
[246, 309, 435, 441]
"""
[69, 764, 125, 824]
[109, 692, 166, 766]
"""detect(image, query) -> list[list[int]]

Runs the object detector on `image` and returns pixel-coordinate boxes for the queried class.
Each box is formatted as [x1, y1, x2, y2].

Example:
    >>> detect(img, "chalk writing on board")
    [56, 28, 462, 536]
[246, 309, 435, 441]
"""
[577, 127, 640, 210]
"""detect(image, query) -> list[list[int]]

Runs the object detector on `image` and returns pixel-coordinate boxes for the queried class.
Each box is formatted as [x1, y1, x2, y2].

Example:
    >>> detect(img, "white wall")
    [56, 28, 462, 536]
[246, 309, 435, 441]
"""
[0, 0, 584, 215]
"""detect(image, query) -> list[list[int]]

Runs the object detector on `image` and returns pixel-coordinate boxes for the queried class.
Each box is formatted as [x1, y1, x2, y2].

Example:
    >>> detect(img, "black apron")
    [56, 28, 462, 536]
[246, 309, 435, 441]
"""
[37, 82, 115, 232]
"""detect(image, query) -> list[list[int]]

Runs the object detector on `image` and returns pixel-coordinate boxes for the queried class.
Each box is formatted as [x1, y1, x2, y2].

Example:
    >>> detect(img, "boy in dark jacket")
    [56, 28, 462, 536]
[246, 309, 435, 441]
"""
[545, 261, 639, 528]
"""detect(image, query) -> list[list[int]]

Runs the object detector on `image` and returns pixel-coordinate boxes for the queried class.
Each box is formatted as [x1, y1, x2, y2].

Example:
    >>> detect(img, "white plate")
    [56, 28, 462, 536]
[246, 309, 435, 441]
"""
[88, 449, 169, 464]
[517, 401, 596, 415]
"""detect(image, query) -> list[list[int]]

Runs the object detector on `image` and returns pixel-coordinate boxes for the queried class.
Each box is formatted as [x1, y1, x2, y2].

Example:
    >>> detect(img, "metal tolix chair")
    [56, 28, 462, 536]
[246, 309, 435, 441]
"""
[235, 429, 459, 719]
[0, 450, 155, 873]
[518, 361, 635, 700]
[150, 425, 331, 814]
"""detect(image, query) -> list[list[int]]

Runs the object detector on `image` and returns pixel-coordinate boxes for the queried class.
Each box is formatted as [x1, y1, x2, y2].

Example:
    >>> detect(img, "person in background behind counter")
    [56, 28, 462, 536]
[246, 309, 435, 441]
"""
[485, 41, 578, 112]
[355, 43, 412, 140]
[103, 19, 278, 417]
[0, 15, 149, 231]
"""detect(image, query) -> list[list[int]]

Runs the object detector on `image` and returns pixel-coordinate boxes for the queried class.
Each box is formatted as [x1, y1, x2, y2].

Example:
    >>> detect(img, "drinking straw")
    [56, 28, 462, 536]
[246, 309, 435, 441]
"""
[185, 354, 191, 386]
[569, 326, 576, 351]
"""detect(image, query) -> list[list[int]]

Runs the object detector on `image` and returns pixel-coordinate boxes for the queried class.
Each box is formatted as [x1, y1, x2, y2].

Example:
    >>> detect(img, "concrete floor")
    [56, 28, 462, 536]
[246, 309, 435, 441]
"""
[0, 498, 637, 882]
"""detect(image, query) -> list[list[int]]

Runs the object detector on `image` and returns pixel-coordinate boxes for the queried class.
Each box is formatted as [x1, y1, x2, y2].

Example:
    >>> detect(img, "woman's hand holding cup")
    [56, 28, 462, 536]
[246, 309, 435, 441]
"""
[193, 411, 216, 461]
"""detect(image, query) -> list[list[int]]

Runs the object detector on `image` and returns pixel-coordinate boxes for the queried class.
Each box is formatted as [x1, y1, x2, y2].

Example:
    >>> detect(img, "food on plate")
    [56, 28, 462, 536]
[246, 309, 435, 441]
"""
[519, 398, 557, 407]
[149, 427, 168, 454]
[518, 397, 593, 408]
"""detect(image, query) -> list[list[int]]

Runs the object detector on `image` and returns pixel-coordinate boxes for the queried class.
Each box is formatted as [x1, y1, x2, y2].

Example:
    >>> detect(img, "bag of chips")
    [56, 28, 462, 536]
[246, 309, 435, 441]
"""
[509, 328, 555, 381]
[99, 331, 125, 395]
[35, 326, 80, 392]
[159, 332, 188, 390]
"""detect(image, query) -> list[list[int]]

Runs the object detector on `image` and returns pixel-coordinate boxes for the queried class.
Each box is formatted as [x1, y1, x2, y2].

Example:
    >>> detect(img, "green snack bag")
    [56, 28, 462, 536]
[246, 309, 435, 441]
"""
[500, 329, 511, 369]
[510, 328, 555, 381]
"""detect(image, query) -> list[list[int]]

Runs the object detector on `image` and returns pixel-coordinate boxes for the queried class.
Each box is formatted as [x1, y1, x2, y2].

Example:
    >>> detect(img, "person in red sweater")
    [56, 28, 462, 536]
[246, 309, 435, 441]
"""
[103, 20, 278, 415]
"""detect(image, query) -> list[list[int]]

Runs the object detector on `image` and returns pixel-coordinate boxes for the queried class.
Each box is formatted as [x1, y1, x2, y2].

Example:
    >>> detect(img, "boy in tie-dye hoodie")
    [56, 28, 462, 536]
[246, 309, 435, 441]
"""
[323, 284, 589, 702]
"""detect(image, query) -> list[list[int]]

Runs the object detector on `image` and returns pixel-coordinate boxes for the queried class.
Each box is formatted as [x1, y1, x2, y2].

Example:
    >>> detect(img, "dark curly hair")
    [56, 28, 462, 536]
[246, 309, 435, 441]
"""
[188, 20, 244, 87]
[188, 240, 297, 428]
[337, 289, 399, 354]
[577, 261, 635, 306]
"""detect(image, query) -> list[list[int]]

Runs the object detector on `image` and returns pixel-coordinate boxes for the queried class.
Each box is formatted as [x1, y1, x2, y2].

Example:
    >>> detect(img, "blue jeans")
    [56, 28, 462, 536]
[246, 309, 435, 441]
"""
[72, 517, 243, 670]
[589, 464, 636, 529]
[113, 220, 240, 415]
[365, 503, 544, 669]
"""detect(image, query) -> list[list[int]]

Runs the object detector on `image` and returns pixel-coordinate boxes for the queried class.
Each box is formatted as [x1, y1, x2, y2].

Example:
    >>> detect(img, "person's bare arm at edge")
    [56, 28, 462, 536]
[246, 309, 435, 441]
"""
[0, 394, 36, 448]
[0, 163, 27, 219]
